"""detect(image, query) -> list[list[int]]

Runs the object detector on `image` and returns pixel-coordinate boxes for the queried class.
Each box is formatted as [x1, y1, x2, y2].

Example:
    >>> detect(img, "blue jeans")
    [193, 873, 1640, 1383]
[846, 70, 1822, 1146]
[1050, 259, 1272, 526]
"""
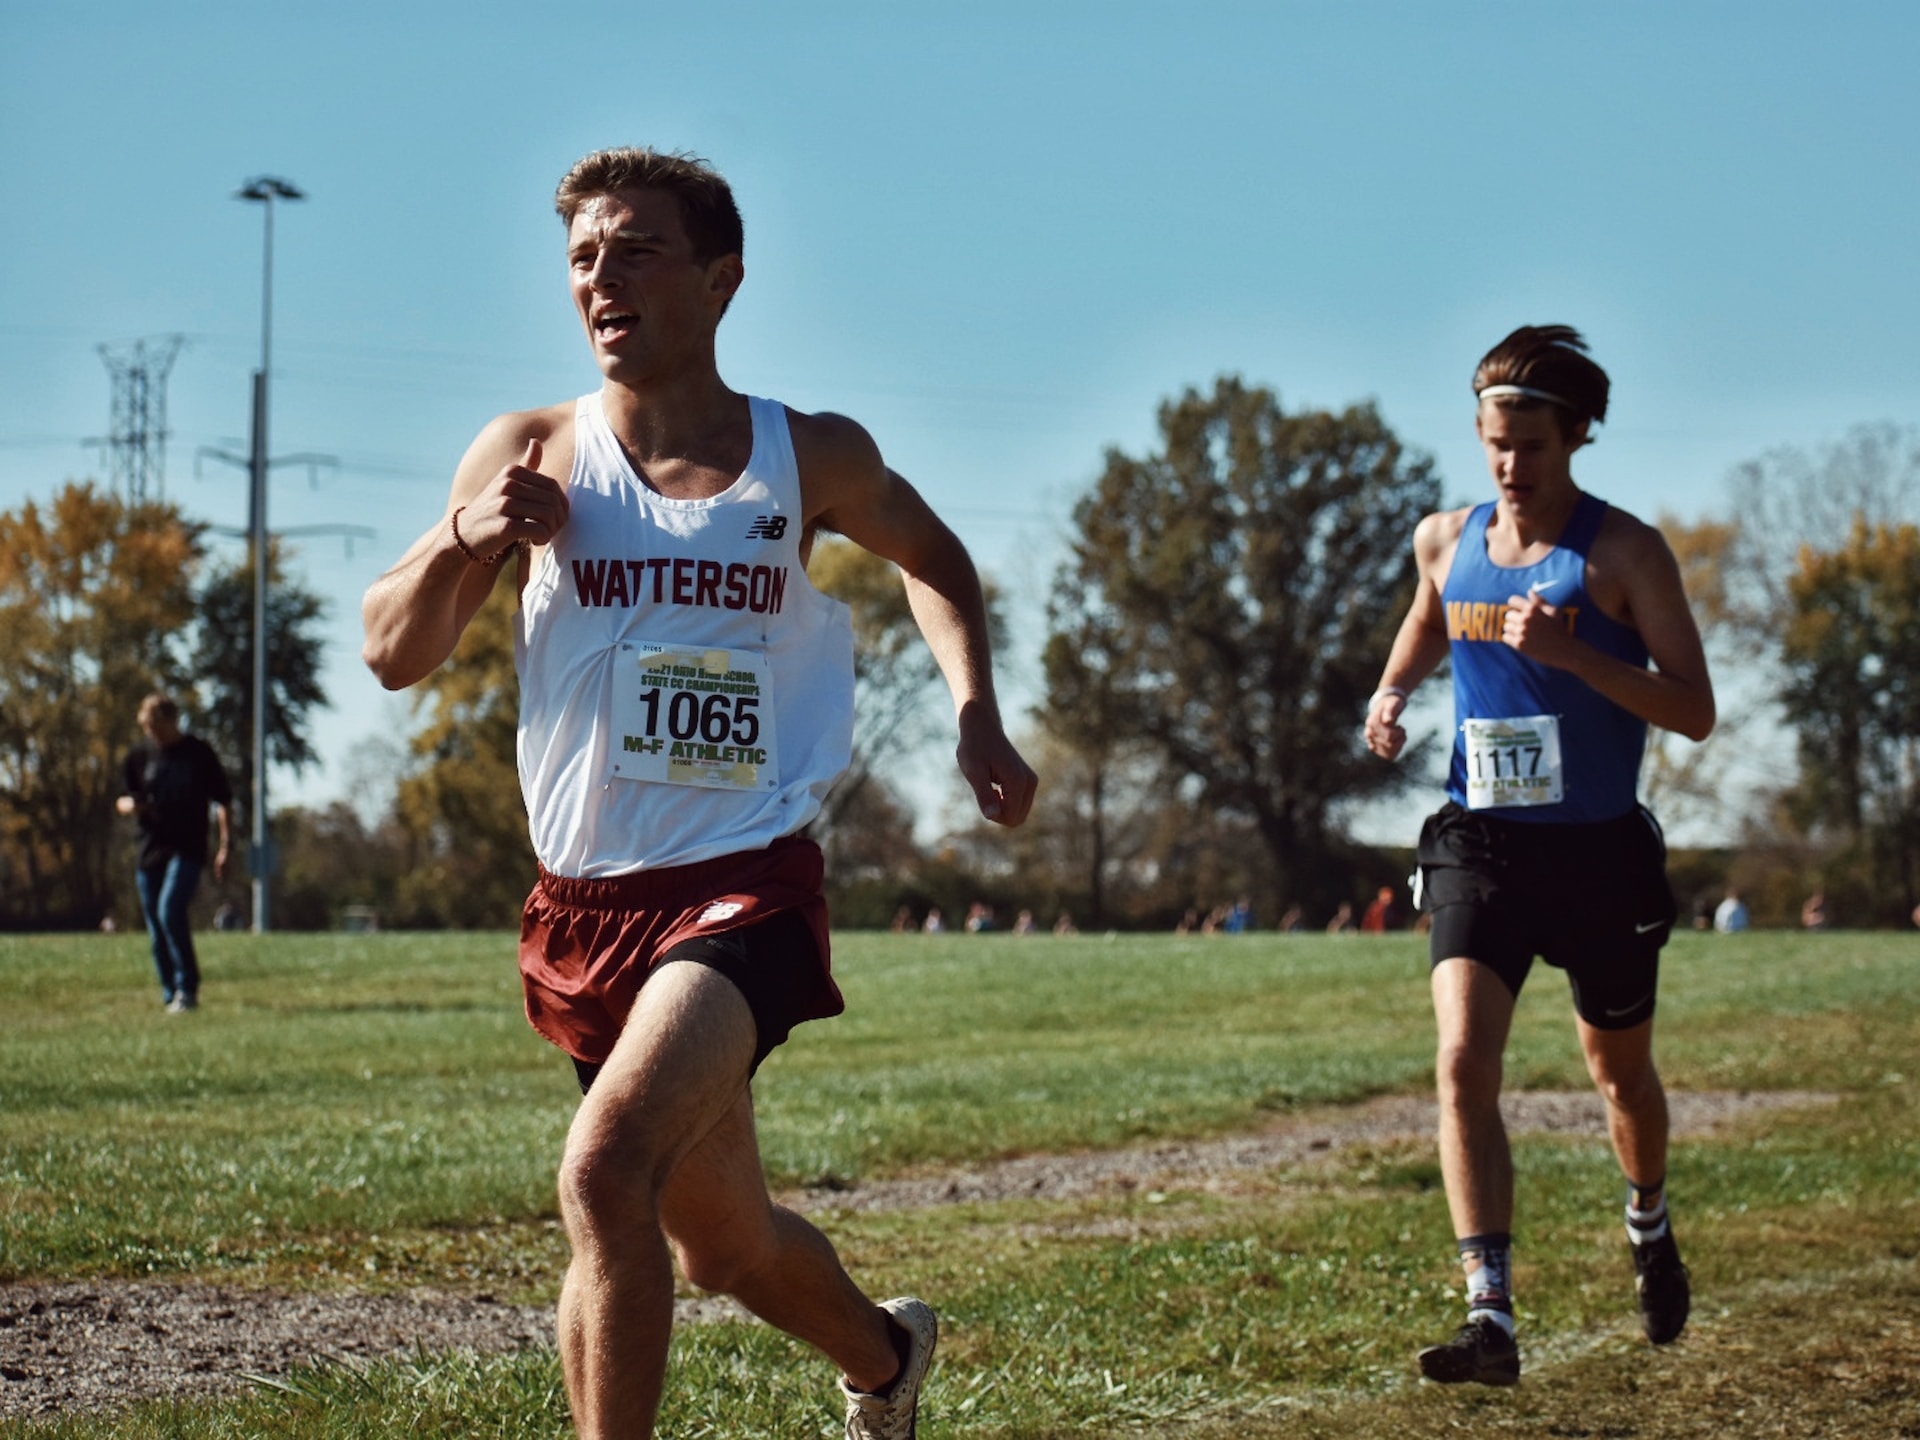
[136, 857, 204, 1002]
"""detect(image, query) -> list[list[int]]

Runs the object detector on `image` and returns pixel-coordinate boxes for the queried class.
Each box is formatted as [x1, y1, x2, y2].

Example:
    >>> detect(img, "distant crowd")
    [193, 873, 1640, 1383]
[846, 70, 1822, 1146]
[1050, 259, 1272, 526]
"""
[890, 902, 1077, 937]
[885, 883, 1920, 939]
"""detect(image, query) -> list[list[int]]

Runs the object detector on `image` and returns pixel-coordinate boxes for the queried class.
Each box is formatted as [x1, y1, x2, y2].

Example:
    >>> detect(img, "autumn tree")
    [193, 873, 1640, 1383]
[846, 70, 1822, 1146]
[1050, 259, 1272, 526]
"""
[390, 579, 534, 927]
[1042, 377, 1440, 912]
[1777, 518, 1920, 921]
[1724, 422, 1920, 633]
[1681, 423, 1920, 916]
[0, 484, 202, 926]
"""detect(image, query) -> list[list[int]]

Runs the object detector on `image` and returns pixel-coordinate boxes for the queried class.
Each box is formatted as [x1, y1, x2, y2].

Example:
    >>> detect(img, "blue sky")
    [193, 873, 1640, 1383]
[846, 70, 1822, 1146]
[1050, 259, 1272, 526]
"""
[3, 1, 1916, 830]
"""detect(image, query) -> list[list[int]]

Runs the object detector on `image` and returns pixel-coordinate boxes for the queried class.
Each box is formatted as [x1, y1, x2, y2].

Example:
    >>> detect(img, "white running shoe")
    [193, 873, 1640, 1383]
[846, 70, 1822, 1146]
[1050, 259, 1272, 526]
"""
[840, 1296, 937, 1440]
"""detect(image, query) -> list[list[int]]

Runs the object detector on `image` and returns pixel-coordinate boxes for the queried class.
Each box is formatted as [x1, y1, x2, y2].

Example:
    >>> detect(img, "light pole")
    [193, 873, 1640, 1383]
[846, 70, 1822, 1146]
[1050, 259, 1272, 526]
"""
[236, 176, 303, 934]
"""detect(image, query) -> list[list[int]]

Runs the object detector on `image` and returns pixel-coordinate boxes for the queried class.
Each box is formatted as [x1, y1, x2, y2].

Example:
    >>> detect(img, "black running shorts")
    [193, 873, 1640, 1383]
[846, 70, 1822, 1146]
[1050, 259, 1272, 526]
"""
[1416, 801, 1677, 1030]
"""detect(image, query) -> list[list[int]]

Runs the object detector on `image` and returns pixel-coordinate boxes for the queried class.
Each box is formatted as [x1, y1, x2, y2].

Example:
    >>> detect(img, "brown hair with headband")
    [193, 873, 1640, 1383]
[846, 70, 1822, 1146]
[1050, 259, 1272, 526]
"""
[1473, 324, 1611, 440]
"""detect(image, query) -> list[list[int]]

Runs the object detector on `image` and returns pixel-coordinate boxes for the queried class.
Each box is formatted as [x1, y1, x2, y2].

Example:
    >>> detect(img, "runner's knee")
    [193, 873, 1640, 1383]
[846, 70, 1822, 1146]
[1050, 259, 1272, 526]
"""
[557, 1120, 672, 1238]
[1588, 1054, 1662, 1115]
[1436, 1038, 1503, 1106]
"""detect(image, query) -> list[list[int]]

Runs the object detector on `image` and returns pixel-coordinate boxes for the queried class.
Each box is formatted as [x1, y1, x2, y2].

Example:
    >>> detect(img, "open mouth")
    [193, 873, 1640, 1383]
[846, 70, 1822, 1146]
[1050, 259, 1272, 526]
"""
[593, 310, 636, 338]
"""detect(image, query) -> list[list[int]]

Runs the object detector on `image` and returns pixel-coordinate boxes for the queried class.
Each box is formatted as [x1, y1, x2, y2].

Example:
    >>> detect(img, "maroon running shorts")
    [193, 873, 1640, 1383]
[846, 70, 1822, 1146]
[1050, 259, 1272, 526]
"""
[519, 835, 843, 1070]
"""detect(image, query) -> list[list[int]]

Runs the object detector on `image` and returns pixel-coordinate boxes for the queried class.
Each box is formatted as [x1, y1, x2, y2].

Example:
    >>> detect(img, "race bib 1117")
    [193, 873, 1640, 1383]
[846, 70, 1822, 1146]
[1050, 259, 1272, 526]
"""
[609, 642, 778, 791]
[1462, 714, 1563, 809]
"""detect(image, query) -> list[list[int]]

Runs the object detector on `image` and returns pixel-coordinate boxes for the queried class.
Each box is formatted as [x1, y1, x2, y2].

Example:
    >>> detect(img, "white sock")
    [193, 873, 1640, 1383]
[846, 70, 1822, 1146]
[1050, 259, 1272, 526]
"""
[1626, 1198, 1670, 1244]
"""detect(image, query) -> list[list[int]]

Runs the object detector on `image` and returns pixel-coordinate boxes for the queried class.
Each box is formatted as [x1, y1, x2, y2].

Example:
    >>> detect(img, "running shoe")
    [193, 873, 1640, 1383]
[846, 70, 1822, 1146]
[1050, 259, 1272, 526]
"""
[1417, 1315, 1520, 1386]
[1632, 1229, 1691, 1344]
[841, 1297, 937, 1439]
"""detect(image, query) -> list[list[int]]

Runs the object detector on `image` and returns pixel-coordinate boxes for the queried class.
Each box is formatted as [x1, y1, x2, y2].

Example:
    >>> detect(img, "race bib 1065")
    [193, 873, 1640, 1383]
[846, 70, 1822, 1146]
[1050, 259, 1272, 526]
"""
[1462, 714, 1564, 809]
[609, 642, 778, 791]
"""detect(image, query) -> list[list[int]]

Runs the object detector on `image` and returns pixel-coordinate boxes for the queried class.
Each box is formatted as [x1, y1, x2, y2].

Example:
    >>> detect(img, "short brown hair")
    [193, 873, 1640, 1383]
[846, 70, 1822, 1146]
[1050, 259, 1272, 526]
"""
[554, 148, 744, 266]
[137, 693, 178, 727]
[1473, 325, 1610, 438]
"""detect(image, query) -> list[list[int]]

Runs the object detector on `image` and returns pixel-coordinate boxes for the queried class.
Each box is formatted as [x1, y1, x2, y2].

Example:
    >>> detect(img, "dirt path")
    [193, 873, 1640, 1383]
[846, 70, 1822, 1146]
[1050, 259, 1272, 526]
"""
[0, 1089, 1833, 1419]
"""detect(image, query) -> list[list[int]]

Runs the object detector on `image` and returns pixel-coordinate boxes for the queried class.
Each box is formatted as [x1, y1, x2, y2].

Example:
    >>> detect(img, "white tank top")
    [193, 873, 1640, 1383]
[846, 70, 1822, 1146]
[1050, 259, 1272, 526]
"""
[514, 392, 855, 876]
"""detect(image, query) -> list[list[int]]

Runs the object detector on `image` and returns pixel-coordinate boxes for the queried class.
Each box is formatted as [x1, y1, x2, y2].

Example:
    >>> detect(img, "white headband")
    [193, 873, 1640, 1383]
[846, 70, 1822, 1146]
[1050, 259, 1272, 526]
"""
[1476, 383, 1572, 408]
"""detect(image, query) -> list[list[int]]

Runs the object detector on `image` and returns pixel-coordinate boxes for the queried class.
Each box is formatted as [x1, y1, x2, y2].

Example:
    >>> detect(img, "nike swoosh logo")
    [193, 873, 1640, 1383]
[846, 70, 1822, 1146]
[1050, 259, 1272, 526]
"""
[1634, 920, 1665, 934]
[1529, 579, 1566, 598]
[1606, 994, 1655, 1018]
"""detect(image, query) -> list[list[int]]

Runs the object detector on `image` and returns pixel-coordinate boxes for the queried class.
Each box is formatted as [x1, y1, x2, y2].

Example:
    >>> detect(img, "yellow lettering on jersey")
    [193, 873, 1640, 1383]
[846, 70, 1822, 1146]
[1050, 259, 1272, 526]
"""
[1448, 600, 1583, 642]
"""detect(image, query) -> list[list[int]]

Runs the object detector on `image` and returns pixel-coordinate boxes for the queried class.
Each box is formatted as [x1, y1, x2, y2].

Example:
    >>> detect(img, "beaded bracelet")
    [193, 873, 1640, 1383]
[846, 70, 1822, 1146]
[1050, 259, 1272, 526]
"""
[450, 506, 510, 566]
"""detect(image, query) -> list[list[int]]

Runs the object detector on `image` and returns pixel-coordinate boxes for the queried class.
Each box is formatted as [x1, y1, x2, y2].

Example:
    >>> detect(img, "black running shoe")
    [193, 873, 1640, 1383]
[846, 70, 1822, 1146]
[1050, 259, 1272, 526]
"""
[1417, 1315, 1520, 1386]
[1632, 1230, 1690, 1344]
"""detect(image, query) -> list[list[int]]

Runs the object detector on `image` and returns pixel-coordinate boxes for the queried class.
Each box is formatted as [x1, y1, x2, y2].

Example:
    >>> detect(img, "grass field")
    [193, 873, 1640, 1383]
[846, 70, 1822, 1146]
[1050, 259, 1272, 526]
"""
[2, 927, 1917, 1437]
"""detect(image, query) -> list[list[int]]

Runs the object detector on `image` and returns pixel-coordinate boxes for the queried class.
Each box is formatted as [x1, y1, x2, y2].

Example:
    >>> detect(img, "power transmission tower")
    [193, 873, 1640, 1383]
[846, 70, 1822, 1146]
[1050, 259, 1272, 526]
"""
[91, 335, 185, 501]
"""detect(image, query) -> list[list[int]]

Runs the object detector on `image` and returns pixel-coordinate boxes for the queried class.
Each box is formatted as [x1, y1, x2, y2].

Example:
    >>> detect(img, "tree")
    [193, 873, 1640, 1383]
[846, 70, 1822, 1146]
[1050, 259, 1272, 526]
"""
[1777, 517, 1920, 921]
[272, 800, 411, 930]
[816, 776, 928, 928]
[1678, 423, 1920, 909]
[1041, 377, 1440, 912]
[1724, 422, 1920, 635]
[391, 580, 534, 927]
[190, 540, 330, 834]
[1038, 616, 1154, 928]
[944, 723, 1173, 931]
[807, 535, 1009, 866]
[0, 483, 202, 927]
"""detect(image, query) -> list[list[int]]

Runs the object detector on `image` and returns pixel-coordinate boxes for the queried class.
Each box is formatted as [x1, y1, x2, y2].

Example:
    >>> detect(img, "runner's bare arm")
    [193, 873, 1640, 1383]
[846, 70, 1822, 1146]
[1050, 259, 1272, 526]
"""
[798, 411, 1038, 827]
[1500, 518, 1715, 741]
[362, 409, 572, 690]
[1366, 510, 1467, 762]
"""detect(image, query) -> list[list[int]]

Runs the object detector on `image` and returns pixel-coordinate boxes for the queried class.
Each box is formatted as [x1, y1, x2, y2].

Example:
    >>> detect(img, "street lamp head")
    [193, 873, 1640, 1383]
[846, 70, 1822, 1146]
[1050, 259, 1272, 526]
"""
[236, 176, 305, 203]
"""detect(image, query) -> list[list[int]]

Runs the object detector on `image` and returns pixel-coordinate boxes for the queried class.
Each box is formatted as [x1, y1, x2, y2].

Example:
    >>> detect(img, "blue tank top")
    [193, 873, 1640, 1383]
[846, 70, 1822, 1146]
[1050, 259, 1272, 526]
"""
[1442, 495, 1649, 823]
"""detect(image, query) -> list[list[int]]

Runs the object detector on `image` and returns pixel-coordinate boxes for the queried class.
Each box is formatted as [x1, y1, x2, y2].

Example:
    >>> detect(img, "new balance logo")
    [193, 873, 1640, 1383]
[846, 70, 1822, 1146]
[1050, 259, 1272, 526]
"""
[745, 515, 788, 540]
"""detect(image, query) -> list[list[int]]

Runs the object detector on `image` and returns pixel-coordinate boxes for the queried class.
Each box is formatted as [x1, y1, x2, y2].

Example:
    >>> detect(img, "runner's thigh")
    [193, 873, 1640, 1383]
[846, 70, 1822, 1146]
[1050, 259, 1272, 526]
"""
[565, 961, 759, 1192]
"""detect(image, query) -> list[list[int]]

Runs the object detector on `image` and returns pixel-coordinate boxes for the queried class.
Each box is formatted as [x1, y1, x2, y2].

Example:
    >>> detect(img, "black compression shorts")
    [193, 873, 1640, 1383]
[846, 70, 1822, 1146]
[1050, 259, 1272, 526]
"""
[1416, 801, 1677, 1030]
